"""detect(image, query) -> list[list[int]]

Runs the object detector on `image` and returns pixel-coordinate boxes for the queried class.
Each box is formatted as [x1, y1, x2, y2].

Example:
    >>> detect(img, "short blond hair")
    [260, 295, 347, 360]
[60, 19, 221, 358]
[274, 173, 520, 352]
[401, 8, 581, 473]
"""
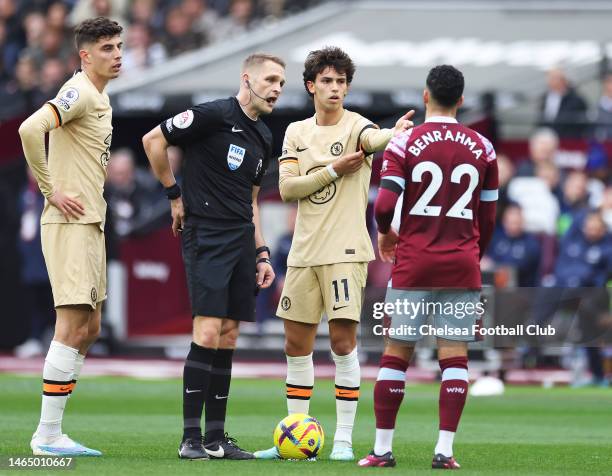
[242, 53, 285, 72]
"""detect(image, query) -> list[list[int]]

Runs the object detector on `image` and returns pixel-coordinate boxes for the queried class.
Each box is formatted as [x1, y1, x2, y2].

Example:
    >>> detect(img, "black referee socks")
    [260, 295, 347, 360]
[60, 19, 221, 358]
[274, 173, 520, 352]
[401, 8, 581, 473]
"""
[204, 348, 234, 444]
[183, 342, 216, 440]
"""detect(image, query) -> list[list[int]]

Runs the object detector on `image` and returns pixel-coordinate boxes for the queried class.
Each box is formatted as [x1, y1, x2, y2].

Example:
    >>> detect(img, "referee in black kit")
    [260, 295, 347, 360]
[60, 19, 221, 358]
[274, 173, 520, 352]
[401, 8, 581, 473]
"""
[142, 53, 286, 460]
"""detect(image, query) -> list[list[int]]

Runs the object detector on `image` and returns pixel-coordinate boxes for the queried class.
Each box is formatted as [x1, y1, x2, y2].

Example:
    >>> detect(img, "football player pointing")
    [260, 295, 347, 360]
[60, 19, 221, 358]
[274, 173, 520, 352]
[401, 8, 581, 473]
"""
[255, 46, 413, 461]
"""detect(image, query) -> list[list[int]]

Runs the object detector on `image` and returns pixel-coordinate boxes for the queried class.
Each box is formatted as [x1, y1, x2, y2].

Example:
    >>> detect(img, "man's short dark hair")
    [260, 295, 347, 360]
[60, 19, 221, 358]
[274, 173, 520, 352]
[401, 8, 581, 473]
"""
[426, 65, 464, 108]
[75, 17, 122, 49]
[303, 46, 355, 97]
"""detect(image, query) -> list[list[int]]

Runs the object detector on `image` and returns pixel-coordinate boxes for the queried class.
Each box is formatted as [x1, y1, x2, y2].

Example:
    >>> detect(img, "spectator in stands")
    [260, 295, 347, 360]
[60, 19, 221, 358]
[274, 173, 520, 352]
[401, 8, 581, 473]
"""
[553, 210, 611, 287]
[488, 204, 542, 287]
[160, 4, 206, 57]
[105, 148, 156, 238]
[0, 0, 23, 78]
[558, 170, 591, 235]
[601, 186, 612, 232]
[47, 2, 69, 29]
[0, 53, 39, 120]
[517, 127, 559, 177]
[128, 0, 162, 31]
[539, 67, 588, 138]
[121, 22, 166, 72]
[32, 57, 67, 107]
[27, 26, 73, 68]
[594, 72, 612, 141]
[70, 0, 128, 27]
[182, 0, 218, 35]
[22, 10, 46, 54]
[535, 160, 562, 200]
[209, 0, 256, 42]
[0, 17, 22, 79]
[14, 169, 54, 358]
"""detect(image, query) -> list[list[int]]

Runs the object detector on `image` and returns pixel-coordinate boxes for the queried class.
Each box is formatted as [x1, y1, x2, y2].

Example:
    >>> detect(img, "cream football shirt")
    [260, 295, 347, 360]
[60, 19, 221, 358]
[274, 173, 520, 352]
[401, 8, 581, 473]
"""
[43, 71, 113, 230]
[279, 109, 393, 267]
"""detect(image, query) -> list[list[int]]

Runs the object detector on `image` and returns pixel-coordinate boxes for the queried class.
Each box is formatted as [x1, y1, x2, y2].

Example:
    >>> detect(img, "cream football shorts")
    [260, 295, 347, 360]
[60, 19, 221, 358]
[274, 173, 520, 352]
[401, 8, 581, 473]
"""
[277, 262, 368, 324]
[41, 223, 107, 310]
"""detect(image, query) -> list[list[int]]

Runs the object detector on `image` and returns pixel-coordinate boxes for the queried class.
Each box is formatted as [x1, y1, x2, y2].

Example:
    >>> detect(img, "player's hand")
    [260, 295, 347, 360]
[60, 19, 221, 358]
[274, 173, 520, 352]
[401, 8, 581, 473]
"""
[170, 197, 185, 237]
[332, 150, 365, 176]
[256, 261, 275, 289]
[378, 229, 399, 263]
[392, 110, 416, 137]
[47, 190, 85, 221]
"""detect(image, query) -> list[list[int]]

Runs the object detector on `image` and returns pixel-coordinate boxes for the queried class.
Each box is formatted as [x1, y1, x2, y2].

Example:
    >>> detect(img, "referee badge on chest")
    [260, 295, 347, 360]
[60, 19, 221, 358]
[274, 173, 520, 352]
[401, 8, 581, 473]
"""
[227, 144, 246, 170]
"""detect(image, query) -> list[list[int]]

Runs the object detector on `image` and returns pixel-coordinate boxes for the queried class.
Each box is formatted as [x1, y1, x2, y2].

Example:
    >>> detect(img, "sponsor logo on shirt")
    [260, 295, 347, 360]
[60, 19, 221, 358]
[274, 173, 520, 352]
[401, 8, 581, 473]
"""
[227, 144, 246, 170]
[172, 110, 194, 129]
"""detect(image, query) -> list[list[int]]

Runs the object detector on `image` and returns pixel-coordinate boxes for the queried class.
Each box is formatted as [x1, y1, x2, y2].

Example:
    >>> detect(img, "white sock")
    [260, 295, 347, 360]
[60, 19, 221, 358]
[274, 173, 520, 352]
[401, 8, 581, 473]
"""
[434, 430, 455, 457]
[286, 353, 314, 415]
[332, 348, 360, 445]
[374, 429, 394, 455]
[36, 341, 78, 440]
[69, 354, 85, 398]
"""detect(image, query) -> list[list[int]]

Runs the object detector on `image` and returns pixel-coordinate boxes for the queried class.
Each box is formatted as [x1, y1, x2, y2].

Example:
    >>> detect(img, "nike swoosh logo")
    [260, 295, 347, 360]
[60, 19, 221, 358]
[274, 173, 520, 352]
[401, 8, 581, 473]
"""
[332, 305, 348, 311]
[98, 113, 105, 118]
[205, 446, 224, 458]
[214, 394, 228, 400]
[296, 146, 308, 152]
[59, 386, 71, 392]
[338, 391, 354, 396]
[232, 126, 243, 132]
[185, 389, 201, 394]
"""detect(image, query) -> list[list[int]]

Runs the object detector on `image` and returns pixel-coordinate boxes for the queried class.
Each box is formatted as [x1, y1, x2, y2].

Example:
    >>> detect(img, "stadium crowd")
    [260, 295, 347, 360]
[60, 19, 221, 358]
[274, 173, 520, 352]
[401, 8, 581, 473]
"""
[0, 0, 321, 120]
[2, 1, 610, 383]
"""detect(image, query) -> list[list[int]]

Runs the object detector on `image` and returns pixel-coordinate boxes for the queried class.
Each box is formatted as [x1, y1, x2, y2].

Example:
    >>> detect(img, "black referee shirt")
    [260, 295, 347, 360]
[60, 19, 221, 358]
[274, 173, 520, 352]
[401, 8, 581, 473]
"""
[160, 97, 273, 223]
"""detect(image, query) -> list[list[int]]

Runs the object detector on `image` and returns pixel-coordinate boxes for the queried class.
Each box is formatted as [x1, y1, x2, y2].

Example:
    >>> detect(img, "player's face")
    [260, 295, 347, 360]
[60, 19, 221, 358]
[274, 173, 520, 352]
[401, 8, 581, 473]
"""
[84, 35, 122, 80]
[308, 67, 348, 112]
[249, 60, 286, 115]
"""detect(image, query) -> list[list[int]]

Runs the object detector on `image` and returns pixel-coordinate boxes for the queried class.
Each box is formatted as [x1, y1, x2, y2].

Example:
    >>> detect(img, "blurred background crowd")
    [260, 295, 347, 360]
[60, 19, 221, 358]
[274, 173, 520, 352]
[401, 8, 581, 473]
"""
[0, 0, 610, 386]
[0, 0, 321, 119]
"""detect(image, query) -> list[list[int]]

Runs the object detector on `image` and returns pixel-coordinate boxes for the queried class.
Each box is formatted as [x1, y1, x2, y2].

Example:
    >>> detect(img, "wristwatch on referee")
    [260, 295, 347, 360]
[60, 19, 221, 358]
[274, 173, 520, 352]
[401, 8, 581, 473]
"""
[256, 246, 271, 265]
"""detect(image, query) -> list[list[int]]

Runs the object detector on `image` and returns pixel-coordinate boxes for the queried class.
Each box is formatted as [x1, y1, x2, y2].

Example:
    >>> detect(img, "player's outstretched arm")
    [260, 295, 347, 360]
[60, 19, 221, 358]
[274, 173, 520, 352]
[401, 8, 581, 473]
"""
[142, 125, 184, 236]
[19, 105, 85, 220]
[278, 150, 364, 202]
[359, 110, 415, 154]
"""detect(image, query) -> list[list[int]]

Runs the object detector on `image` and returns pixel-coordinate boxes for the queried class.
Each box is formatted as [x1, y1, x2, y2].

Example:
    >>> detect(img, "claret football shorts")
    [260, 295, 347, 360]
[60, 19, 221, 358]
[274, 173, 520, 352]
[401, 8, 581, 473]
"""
[277, 262, 368, 324]
[41, 223, 107, 310]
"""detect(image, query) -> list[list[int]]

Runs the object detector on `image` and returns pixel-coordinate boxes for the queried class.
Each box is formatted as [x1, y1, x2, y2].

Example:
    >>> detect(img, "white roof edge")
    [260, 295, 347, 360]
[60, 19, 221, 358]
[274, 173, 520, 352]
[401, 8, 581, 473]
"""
[107, 1, 346, 95]
[360, 0, 612, 11]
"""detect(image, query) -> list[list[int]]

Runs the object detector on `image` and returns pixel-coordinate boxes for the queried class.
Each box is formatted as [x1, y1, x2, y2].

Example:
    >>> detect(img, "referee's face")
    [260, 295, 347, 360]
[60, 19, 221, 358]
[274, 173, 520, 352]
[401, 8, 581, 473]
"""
[250, 60, 286, 115]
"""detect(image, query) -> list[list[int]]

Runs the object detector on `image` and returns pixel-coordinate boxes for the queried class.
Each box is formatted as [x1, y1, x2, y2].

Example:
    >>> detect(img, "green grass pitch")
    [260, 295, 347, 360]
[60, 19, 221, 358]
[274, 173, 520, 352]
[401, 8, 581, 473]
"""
[0, 374, 611, 475]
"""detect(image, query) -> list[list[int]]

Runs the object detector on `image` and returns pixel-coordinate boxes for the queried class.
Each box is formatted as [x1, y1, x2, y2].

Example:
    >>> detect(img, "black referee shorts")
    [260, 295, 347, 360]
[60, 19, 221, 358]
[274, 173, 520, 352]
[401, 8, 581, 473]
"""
[181, 217, 256, 321]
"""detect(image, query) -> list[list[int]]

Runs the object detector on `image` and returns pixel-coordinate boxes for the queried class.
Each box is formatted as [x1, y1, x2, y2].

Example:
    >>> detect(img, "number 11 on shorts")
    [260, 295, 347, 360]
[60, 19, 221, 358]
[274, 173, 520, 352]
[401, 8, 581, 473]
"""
[332, 279, 350, 303]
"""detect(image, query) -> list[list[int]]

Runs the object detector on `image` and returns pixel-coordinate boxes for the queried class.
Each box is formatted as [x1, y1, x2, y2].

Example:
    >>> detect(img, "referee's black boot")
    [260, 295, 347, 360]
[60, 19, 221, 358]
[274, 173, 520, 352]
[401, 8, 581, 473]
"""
[178, 438, 209, 460]
[204, 433, 254, 460]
